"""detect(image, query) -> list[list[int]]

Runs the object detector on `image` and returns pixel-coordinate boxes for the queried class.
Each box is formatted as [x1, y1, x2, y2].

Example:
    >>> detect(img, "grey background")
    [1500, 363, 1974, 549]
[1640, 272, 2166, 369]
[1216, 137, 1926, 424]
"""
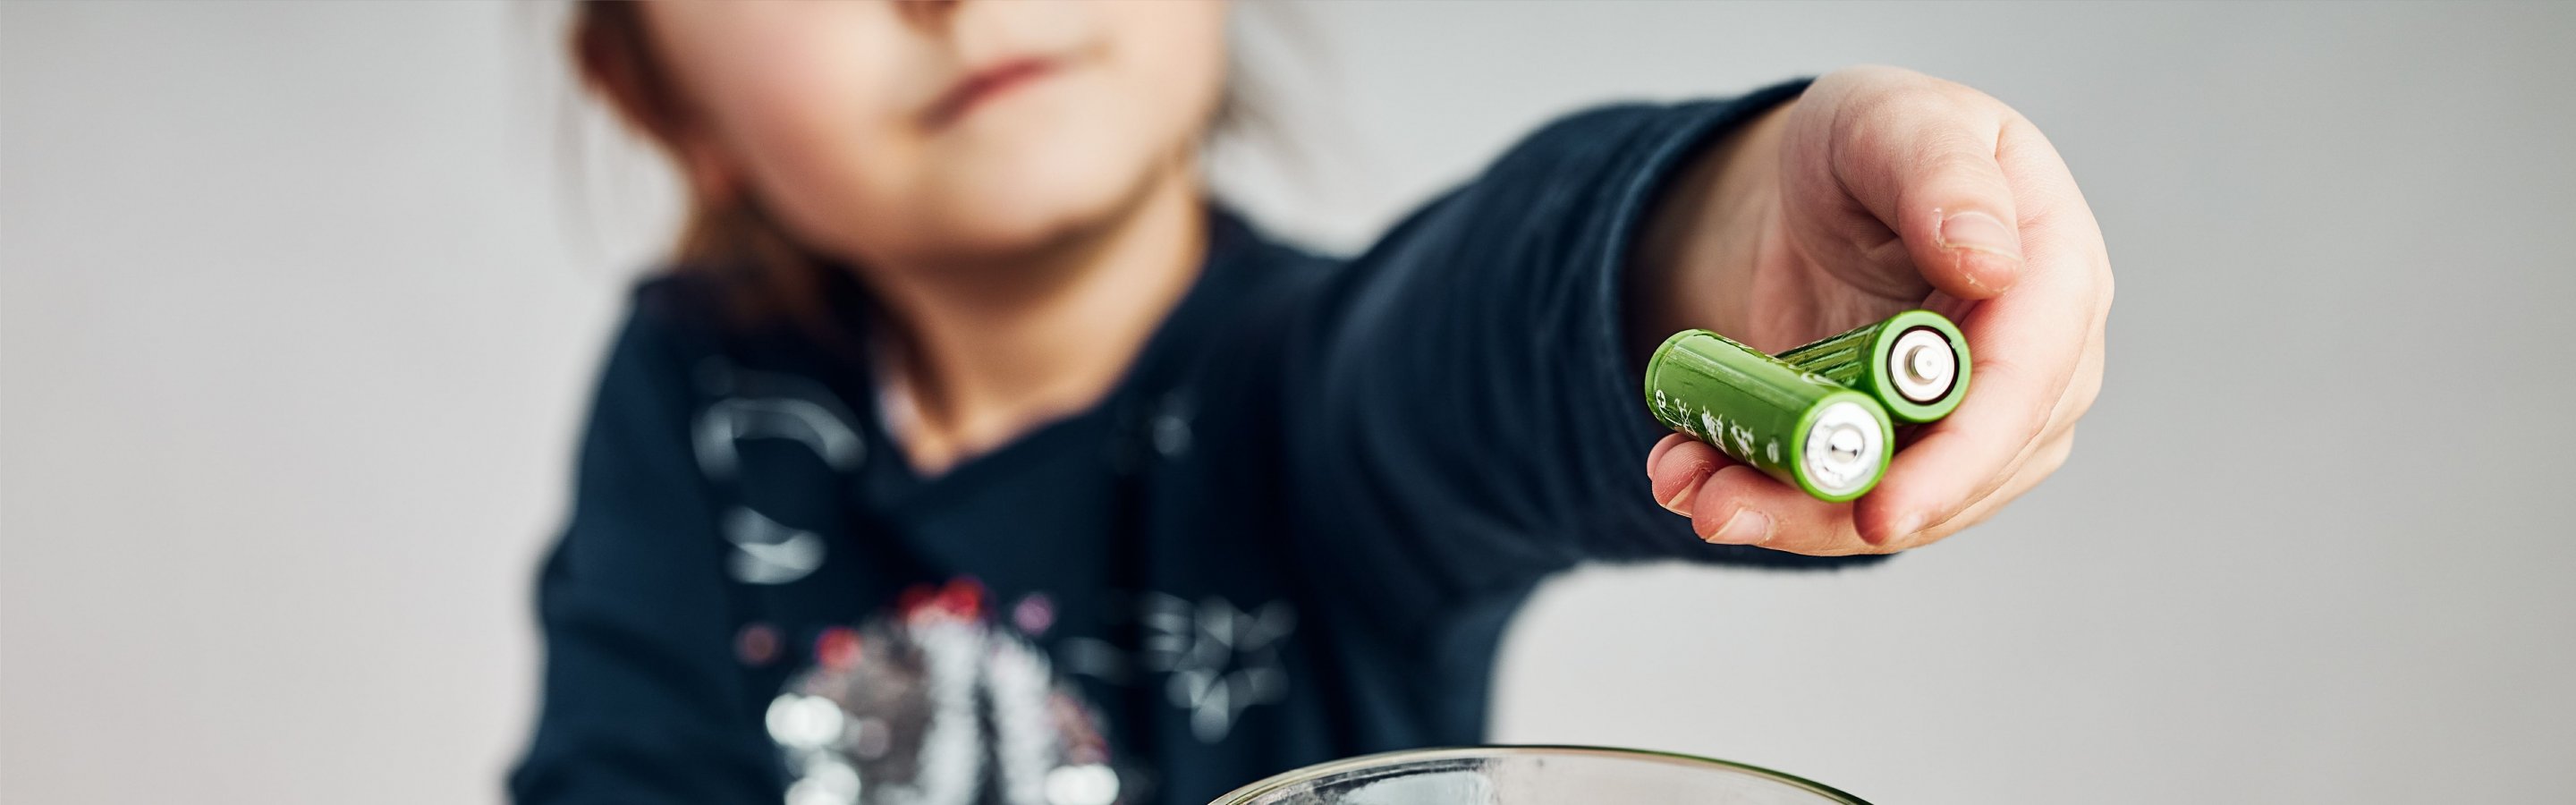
[4, 2, 2572, 803]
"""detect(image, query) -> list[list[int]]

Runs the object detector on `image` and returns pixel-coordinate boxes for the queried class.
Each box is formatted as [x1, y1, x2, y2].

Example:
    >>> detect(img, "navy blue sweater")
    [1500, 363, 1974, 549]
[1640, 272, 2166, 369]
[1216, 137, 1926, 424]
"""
[511, 84, 1879, 805]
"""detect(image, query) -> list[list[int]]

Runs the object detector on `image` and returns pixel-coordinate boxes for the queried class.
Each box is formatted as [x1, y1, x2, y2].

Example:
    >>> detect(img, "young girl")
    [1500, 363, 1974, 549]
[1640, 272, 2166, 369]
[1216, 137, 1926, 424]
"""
[513, 3, 2109, 804]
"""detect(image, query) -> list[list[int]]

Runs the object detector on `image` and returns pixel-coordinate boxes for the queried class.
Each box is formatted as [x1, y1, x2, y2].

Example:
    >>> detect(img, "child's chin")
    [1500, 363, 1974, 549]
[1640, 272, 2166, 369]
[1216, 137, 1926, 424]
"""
[894, 196, 1123, 266]
[930, 175, 1151, 247]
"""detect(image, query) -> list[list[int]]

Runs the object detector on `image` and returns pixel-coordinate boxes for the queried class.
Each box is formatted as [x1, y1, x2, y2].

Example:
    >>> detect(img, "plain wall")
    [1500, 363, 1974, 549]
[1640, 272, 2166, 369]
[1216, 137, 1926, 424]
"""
[4, 3, 2572, 803]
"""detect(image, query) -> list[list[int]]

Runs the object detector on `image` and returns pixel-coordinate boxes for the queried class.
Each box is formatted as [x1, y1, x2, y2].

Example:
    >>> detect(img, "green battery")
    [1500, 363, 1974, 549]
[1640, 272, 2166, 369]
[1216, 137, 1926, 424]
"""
[1775, 309, 1970, 424]
[1645, 329, 1894, 502]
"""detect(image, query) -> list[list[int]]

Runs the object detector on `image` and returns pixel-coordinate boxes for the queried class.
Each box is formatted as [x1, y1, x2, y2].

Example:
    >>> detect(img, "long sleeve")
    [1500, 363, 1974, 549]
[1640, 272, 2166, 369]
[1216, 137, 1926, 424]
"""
[1284, 82, 1884, 628]
[509, 307, 778, 805]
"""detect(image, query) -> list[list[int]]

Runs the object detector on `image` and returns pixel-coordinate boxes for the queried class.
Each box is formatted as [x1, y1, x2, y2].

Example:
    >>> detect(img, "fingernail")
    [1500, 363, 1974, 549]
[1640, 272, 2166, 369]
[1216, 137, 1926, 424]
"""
[1938, 211, 2021, 261]
[1706, 507, 1774, 546]
[1660, 469, 1707, 517]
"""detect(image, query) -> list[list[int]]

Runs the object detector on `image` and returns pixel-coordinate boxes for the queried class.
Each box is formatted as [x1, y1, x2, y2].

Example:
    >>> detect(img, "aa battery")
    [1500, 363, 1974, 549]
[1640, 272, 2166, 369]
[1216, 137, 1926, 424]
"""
[1775, 309, 1970, 424]
[1645, 330, 1894, 502]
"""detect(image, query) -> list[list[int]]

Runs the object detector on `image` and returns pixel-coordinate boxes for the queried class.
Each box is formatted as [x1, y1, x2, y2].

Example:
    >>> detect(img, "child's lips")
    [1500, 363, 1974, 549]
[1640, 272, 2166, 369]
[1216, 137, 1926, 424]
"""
[923, 56, 1062, 130]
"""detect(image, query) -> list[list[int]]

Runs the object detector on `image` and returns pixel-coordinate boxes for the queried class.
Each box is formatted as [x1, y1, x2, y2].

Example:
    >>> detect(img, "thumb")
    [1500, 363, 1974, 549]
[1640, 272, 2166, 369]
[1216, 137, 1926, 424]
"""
[1823, 73, 2026, 299]
[1907, 170, 2023, 299]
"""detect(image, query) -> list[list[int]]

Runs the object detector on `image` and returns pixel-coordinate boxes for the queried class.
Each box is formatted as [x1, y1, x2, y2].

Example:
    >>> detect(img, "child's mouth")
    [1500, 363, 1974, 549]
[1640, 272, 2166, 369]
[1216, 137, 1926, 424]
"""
[924, 56, 1063, 130]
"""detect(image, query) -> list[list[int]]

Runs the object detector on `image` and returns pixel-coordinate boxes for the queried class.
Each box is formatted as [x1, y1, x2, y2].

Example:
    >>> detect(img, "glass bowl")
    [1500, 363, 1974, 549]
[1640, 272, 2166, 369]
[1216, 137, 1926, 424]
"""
[1209, 746, 1871, 805]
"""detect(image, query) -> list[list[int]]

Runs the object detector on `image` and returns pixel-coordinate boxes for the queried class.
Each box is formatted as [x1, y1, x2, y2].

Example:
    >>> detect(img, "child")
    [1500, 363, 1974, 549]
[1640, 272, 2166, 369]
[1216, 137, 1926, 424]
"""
[513, 3, 2110, 804]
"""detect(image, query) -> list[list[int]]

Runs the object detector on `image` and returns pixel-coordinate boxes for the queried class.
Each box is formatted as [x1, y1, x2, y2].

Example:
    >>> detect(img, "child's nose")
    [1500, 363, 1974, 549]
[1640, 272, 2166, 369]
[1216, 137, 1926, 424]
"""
[894, 0, 962, 36]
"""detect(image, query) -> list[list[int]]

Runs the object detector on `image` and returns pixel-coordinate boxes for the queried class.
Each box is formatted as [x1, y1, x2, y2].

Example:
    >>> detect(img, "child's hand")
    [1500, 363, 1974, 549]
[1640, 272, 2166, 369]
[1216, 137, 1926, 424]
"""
[1637, 66, 2112, 555]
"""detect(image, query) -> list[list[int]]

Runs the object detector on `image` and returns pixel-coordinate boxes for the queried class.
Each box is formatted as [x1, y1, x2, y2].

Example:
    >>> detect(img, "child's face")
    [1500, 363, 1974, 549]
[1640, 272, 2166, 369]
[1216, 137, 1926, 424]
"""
[642, 1, 1228, 267]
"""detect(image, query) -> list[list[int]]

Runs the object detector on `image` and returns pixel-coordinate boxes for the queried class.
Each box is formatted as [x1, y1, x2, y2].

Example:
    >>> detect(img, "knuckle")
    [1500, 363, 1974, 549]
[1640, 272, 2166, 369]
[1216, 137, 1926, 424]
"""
[2011, 435, 2078, 494]
[1923, 76, 1988, 106]
[2021, 391, 2058, 443]
[1913, 135, 1999, 174]
[2097, 260, 2118, 309]
[1868, 87, 1956, 127]
[2069, 369, 2105, 418]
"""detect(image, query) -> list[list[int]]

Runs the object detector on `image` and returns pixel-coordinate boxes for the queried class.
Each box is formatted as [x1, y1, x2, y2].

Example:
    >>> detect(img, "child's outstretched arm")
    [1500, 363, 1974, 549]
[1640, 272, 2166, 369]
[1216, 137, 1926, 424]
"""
[1633, 66, 2111, 556]
[1282, 80, 1853, 623]
[1282, 68, 2107, 622]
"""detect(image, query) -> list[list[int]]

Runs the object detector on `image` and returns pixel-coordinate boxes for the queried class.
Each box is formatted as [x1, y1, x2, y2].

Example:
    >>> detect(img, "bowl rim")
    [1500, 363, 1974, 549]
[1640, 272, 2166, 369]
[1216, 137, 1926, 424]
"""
[1206, 744, 1873, 805]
